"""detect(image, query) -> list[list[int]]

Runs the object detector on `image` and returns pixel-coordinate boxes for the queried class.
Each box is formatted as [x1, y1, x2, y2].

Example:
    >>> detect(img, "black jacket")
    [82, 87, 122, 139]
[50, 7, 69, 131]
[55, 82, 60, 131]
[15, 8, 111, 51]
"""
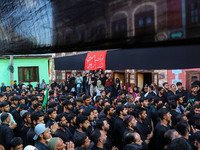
[123, 144, 142, 150]
[113, 116, 126, 150]
[0, 123, 15, 150]
[27, 126, 36, 145]
[11, 109, 24, 137]
[56, 127, 73, 143]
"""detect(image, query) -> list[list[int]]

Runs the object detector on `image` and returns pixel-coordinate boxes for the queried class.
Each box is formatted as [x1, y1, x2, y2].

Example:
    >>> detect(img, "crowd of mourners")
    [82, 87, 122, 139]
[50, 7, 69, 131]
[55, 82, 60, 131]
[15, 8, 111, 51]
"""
[1, 69, 200, 150]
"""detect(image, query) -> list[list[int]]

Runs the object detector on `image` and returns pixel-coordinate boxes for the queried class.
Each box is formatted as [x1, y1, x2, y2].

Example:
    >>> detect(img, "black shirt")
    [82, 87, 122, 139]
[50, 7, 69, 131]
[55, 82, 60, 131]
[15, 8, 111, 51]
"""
[57, 105, 64, 114]
[68, 125, 76, 135]
[151, 106, 160, 128]
[27, 126, 36, 145]
[170, 110, 179, 128]
[135, 120, 149, 141]
[188, 92, 197, 100]
[56, 127, 73, 143]
[92, 145, 105, 150]
[176, 89, 187, 102]
[146, 92, 156, 101]
[10, 106, 17, 113]
[113, 116, 126, 150]
[0, 123, 15, 150]
[28, 107, 35, 114]
[21, 125, 31, 148]
[35, 141, 48, 150]
[1, 86, 6, 92]
[123, 128, 133, 145]
[18, 83, 24, 90]
[11, 109, 23, 137]
[154, 121, 170, 150]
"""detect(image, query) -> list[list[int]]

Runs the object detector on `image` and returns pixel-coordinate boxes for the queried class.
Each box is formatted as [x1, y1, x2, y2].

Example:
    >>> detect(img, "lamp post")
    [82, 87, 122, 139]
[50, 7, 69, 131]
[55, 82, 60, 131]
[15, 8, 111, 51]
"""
[10, 55, 14, 86]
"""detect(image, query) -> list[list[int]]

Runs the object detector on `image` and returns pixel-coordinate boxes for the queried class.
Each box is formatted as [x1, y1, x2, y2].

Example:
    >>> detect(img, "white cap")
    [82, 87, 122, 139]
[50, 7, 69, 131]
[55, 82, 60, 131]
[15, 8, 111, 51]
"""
[24, 145, 37, 150]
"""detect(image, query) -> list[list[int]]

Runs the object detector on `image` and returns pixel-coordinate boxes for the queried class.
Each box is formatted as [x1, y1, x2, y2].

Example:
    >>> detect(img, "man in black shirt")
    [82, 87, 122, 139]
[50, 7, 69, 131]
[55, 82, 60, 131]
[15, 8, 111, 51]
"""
[67, 113, 77, 135]
[176, 82, 187, 103]
[169, 101, 179, 128]
[47, 108, 57, 128]
[11, 104, 28, 137]
[163, 82, 171, 98]
[123, 115, 137, 144]
[146, 85, 156, 101]
[1, 82, 6, 93]
[73, 132, 91, 149]
[139, 97, 152, 135]
[63, 100, 73, 119]
[18, 81, 24, 90]
[90, 129, 107, 150]
[10, 137, 23, 150]
[123, 131, 143, 150]
[0, 113, 15, 150]
[27, 111, 45, 145]
[157, 87, 166, 103]
[176, 120, 195, 149]
[10, 96, 19, 112]
[28, 96, 39, 114]
[21, 112, 31, 148]
[135, 107, 152, 144]
[13, 80, 18, 89]
[154, 108, 171, 150]
[74, 114, 90, 137]
[55, 113, 73, 143]
[96, 118, 112, 150]
[104, 105, 115, 139]
[188, 84, 198, 100]
[57, 95, 67, 114]
[113, 104, 127, 150]
[34, 123, 51, 150]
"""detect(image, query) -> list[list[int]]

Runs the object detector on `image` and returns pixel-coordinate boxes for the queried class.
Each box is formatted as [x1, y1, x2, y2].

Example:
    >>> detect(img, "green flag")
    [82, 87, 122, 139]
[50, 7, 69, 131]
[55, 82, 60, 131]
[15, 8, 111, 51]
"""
[42, 87, 48, 111]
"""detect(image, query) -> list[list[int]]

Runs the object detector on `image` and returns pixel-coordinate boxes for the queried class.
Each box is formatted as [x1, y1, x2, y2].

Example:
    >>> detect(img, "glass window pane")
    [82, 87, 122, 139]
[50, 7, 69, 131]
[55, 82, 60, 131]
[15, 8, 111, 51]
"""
[25, 68, 33, 81]
[138, 18, 144, 27]
[19, 68, 23, 81]
[195, 9, 198, 15]
[33, 67, 38, 81]
[146, 17, 152, 25]
[196, 16, 199, 23]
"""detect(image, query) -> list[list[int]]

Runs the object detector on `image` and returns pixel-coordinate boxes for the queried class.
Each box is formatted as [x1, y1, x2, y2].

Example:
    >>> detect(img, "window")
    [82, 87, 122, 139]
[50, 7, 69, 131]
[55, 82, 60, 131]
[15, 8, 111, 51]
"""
[191, 2, 199, 24]
[18, 67, 39, 82]
[138, 18, 144, 27]
[187, 0, 200, 25]
[112, 18, 127, 38]
[77, 30, 85, 41]
[146, 17, 152, 26]
[91, 25, 106, 40]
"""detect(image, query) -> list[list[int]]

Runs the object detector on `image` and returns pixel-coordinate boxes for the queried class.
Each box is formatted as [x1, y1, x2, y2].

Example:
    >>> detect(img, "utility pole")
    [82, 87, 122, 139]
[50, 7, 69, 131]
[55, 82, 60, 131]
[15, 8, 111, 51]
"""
[10, 55, 13, 87]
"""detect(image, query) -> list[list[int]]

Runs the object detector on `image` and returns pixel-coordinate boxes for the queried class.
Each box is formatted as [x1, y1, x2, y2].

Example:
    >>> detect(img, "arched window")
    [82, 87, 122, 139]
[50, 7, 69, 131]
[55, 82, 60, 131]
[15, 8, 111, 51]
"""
[112, 18, 127, 38]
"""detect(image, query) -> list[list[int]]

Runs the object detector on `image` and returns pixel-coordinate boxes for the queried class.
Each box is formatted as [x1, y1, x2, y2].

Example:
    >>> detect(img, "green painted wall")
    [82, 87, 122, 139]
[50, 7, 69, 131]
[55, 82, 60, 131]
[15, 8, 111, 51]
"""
[0, 57, 49, 88]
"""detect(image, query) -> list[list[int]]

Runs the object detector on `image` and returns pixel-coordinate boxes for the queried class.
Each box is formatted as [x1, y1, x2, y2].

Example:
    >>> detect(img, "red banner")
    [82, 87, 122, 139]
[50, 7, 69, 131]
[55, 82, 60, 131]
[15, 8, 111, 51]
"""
[84, 50, 107, 70]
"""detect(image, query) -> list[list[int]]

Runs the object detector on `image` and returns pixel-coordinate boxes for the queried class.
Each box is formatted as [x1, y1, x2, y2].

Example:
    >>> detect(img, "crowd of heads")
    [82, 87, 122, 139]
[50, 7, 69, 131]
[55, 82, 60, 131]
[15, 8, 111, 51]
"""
[1, 70, 200, 150]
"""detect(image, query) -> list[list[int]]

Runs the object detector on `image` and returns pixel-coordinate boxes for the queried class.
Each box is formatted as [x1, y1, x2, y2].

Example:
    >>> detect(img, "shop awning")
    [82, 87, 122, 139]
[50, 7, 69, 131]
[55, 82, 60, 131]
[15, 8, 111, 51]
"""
[54, 45, 200, 70]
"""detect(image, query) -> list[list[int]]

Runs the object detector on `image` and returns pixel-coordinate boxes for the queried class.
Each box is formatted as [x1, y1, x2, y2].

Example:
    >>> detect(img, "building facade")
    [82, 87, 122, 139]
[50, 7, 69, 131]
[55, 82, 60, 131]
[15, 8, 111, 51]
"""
[52, 0, 200, 91]
[0, 55, 51, 87]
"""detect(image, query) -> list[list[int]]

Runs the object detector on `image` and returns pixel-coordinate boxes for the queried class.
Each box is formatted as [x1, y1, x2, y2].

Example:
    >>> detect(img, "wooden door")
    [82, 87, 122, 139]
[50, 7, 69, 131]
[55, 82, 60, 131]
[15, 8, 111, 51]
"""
[135, 9, 155, 42]
[56, 71, 62, 83]
[130, 73, 137, 88]
[186, 71, 200, 92]
[152, 72, 159, 87]
[125, 72, 130, 88]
